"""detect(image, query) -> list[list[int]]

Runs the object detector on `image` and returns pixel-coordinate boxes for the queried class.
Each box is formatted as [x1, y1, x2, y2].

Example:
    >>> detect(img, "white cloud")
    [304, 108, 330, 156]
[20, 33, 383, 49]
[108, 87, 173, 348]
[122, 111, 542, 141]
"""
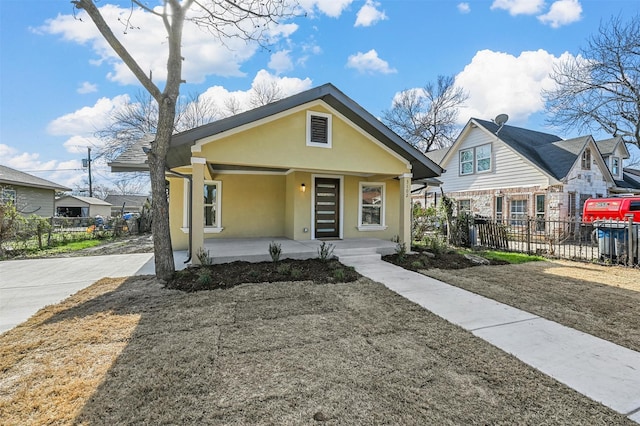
[47, 95, 130, 138]
[0, 145, 85, 190]
[355, 0, 388, 27]
[454, 49, 575, 124]
[457, 3, 471, 14]
[297, 0, 354, 18]
[77, 81, 98, 94]
[38, 4, 298, 86]
[346, 49, 397, 75]
[490, 0, 545, 15]
[199, 70, 312, 113]
[269, 50, 294, 75]
[538, 0, 582, 28]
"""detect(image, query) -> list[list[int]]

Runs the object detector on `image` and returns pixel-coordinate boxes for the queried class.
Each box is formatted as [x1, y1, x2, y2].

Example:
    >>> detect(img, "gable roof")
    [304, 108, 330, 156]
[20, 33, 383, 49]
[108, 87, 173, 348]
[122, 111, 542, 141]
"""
[0, 164, 71, 192]
[55, 195, 112, 206]
[595, 136, 629, 158]
[104, 194, 150, 208]
[111, 84, 442, 180]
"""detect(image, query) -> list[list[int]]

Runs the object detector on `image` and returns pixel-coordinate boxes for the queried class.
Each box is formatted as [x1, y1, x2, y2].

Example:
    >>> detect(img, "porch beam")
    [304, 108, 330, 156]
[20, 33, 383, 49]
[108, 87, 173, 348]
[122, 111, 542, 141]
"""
[399, 173, 412, 247]
[191, 157, 206, 265]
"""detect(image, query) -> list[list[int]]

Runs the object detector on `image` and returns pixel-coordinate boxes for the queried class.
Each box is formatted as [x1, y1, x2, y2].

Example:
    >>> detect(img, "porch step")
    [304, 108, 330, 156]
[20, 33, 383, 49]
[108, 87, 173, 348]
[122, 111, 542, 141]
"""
[335, 248, 383, 262]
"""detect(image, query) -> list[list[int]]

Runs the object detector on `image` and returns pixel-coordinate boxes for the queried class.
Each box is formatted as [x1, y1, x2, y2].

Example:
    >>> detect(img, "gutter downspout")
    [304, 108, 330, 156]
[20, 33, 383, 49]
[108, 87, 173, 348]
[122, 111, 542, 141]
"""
[166, 168, 193, 264]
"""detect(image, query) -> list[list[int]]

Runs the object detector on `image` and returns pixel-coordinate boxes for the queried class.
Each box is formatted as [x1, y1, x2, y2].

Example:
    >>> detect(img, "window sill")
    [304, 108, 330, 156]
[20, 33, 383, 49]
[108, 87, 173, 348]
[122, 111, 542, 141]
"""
[357, 225, 387, 231]
[181, 227, 224, 234]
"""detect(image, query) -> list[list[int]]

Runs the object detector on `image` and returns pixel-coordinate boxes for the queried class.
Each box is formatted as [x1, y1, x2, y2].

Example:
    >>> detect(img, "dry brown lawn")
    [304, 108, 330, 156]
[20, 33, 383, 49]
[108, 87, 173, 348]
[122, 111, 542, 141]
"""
[0, 271, 635, 425]
[423, 259, 640, 353]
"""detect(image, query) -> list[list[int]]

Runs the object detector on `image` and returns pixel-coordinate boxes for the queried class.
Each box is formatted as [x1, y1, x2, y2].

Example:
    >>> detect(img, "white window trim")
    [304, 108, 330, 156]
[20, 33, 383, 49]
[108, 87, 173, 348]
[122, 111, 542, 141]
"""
[1, 188, 17, 204]
[611, 156, 620, 177]
[459, 148, 473, 175]
[475, 144, 492, 174]
[460, 144, 492, 176]
[306, 111, 332, 148]
[357, 182, 387, 231]
[181, 179, 224, 234]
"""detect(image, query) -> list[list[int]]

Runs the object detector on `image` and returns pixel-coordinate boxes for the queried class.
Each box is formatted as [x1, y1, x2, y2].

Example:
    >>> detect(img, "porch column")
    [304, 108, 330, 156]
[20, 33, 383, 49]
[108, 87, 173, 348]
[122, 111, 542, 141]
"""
[191, 157, 206, 265]
[399, 173, 412, 247]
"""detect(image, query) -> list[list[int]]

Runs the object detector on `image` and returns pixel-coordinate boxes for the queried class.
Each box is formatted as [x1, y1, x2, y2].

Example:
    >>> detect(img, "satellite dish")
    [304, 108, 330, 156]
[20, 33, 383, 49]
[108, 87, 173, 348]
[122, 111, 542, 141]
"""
[494, 114, 509, 135]
[494, 114, 509, 126]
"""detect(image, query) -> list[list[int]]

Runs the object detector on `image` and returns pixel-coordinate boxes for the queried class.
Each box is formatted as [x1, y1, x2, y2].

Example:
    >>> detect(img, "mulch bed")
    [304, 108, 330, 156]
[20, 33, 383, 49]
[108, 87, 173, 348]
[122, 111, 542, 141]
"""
[167, 258, 361, 292]
[383, 248, 509, 271]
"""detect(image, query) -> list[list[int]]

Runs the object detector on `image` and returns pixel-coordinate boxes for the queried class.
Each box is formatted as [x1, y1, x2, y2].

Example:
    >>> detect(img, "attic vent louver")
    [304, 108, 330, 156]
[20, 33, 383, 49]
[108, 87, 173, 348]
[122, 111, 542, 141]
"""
[310, 115, 328, 144]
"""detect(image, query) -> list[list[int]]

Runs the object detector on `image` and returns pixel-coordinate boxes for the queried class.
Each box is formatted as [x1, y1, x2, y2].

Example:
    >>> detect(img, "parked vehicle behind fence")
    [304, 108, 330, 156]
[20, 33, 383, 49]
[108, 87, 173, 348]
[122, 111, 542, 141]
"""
[582, 196, 640, 223]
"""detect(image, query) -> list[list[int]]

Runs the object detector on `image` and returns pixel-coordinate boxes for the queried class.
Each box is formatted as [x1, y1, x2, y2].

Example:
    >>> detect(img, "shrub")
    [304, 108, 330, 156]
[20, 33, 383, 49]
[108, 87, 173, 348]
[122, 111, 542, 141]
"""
[196, 247, 213, 265]
[290, 267, 303, 279]
[333, 268, 346, 281]
[196, 269, 213, 286]
[277, 263, 291, 275]
[268, 241, 282, 262]
[411, 260, 424, 269]
[317, 241, 335, 262]
[395, 242, 407, 261]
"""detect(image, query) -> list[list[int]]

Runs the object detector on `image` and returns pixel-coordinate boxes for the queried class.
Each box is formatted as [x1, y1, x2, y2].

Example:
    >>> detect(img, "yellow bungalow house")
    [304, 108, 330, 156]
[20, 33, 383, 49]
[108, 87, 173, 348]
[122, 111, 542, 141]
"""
[110, 84, 442, 259]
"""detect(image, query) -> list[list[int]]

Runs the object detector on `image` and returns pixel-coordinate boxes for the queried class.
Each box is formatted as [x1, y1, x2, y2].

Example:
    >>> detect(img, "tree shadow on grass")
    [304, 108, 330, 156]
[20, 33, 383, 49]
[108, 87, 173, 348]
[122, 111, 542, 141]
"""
[26, 275, 635, 425]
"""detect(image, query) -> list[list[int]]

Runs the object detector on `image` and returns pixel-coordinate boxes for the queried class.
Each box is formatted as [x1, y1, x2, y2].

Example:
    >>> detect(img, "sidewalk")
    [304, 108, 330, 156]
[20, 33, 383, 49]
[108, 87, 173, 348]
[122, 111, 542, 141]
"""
[339, 253, 640, 424]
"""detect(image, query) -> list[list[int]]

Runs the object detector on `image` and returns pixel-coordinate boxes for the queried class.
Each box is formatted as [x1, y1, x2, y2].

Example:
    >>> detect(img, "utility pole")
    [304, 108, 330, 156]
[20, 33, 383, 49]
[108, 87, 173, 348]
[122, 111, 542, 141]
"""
[82, 147, 93, 197]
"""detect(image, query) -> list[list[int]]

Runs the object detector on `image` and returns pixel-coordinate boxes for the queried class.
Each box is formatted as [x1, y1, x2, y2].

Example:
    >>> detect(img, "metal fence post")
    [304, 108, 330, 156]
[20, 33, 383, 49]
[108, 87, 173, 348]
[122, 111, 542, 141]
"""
[526, 216, 531, 254]
[628, 216, 634, 266]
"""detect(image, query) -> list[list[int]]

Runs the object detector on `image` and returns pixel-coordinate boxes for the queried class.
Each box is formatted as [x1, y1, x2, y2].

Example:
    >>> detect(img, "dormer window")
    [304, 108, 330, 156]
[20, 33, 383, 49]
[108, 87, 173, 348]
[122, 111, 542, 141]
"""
[612, 157, 620, 176]
[581, 148, 591, 170]
[307, 111, 332, 148]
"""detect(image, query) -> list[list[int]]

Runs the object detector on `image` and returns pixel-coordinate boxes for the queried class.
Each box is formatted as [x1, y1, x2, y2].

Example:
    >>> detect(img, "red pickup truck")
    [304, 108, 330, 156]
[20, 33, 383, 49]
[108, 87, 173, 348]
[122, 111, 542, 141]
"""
[582, 196, 640, 223]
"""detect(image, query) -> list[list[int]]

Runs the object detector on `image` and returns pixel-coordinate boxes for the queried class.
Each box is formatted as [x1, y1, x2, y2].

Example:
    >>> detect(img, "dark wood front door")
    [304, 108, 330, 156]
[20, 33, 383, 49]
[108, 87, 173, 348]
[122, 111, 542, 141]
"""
[314, 178, 340, 239]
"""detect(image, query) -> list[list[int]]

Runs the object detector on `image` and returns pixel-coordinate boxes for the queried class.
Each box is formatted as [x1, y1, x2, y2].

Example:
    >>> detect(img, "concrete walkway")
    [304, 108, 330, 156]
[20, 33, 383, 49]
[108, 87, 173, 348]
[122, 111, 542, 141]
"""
[339, 252, 640, 424]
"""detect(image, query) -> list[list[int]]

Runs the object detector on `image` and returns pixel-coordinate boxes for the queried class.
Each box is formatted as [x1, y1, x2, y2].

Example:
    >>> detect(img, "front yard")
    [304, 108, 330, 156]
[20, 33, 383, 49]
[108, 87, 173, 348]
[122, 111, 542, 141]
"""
[1, 259, 636, 424]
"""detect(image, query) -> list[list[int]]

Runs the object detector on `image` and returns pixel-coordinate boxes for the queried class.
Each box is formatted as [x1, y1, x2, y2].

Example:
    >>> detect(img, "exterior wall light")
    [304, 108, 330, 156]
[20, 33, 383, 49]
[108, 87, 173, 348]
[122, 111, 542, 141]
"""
[300, 183, 306, 192]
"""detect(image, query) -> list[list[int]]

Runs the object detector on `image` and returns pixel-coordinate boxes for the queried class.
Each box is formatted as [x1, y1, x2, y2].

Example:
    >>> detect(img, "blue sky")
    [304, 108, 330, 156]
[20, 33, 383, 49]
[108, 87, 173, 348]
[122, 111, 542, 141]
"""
[1, 0, 638, 191]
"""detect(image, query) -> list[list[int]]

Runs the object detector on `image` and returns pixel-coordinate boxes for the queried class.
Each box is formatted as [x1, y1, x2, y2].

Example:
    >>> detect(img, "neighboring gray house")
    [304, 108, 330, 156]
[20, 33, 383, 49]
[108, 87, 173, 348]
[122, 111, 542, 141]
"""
[55, 195, 112, 218]
[0, 164, 71, 216]
[104, 194, 150, 217]
[425, 118, 640, 222]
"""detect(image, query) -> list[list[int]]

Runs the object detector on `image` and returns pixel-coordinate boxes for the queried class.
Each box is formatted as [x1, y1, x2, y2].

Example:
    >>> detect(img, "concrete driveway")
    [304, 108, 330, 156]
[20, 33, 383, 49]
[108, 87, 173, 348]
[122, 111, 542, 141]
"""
[0, 253, 153, 334]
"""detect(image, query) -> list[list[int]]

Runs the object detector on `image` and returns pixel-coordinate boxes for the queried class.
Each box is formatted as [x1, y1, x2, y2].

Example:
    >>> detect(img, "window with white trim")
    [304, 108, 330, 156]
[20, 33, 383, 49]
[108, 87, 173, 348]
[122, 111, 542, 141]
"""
[459, 149, 473, 175]
[306, 111, 332, 148]
[612, 157, 620, 176]
[457, 199, 471, 215]
[182, 180, 223, 233]
[203, 182, 218, 227]
[358, 182, 385, 230]
[510, 199, 527, 226]
[476, 144, 491, 172]
[459, 144, 491, 175]
[581, 148, 591, 170]
[1, 188, 16, 205]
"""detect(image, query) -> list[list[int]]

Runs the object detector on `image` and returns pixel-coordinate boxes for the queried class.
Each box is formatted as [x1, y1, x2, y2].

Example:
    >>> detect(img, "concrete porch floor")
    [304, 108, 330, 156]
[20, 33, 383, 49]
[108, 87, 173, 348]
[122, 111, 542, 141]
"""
[136, 237, 399, 274]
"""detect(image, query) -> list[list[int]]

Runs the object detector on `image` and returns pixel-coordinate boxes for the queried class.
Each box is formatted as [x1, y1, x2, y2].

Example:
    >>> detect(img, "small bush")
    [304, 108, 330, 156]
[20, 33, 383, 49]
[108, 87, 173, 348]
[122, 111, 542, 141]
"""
[196, 269, 213, 286]
[317, 241, 335, 262]
[268, 241, 282, 262]
[277, 263, 291, 275]
[196, 247, 213, 265]
[333, 268, 346, 281]
[395, 242, 407, 261]
[290, 267, 303, 279]
[411, 260, 424, 269]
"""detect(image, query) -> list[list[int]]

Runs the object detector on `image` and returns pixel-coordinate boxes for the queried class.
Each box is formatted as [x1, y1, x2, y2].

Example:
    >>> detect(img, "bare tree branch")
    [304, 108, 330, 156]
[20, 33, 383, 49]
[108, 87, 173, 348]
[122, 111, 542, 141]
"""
[382, 75, 468, 153]
[543, 14, 640, 149]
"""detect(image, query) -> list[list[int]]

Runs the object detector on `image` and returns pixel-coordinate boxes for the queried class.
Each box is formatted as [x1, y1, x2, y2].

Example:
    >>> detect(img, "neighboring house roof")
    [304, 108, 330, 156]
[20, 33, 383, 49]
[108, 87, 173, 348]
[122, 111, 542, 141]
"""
[425, 148, 449, 166]
[55, 195, 112, 206]
[595, 136, 629, 158]
[111, 84, 442, 180]
[104, 194, 149, 208]
[108, 135, 153, 172]
[0, 164, 71, 192]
